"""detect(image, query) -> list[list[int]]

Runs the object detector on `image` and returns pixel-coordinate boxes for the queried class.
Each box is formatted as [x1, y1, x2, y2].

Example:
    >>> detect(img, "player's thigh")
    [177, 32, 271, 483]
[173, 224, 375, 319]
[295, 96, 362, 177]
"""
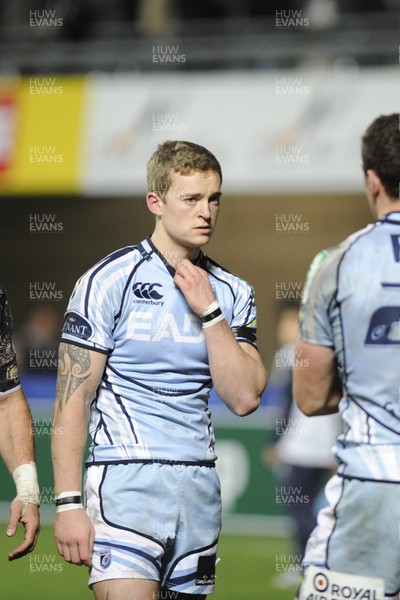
[302, 476, 400, 596]
[161, 465, 221, 595]
[93, 578, 158, 600]
[329, 479, 400, 578]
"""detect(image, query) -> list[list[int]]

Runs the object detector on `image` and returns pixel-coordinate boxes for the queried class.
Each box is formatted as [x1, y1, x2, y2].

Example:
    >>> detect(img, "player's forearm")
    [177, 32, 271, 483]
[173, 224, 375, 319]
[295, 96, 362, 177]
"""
[204, 320, 267, 416]
[52, 343, 105, 492]
[295, 386, 341, 416]
[52, 397, 89, 493]
[294, 366, 342, 415]
[293, 367, 342, 417]
[293, 341, 342, 416]
[0, 389, 36, 475]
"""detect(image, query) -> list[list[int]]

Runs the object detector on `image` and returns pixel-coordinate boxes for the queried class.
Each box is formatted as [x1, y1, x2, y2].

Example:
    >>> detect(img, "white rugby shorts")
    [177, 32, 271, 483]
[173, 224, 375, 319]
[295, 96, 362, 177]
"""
[85, 462, 221, 595]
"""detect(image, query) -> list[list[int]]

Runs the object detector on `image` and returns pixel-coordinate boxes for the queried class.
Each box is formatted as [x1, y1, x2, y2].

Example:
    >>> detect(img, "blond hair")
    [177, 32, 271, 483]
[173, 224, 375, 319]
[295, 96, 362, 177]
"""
[147, 140, 222, 198]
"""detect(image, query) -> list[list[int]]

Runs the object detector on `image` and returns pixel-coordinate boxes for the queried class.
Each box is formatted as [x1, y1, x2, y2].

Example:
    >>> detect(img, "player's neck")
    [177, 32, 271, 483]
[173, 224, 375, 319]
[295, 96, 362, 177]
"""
[150, 231, 200, 269]
[376, 197, 400, 219]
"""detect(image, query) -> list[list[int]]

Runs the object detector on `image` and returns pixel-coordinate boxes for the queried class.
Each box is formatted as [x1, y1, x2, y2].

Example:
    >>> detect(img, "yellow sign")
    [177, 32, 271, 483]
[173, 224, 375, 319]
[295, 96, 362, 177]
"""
[0, 75, 85, 194]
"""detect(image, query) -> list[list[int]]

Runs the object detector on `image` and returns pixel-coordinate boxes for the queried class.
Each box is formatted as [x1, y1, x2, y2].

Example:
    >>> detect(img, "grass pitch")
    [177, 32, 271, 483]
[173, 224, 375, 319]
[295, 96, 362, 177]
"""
[1, 525, 298, 600]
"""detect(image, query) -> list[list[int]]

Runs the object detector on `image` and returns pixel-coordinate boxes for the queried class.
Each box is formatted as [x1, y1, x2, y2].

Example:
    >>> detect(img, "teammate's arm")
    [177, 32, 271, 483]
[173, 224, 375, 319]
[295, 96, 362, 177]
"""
[0, 387, 40, 560]
[52, 342, 106, 566]
[174, 260, 267, 416]
[292, 339, 342, 416]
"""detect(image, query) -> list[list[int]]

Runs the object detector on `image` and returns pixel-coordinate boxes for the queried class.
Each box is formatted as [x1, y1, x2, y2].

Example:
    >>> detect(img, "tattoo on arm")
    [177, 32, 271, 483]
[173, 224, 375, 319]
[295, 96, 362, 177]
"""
[56, 343, 92, 410]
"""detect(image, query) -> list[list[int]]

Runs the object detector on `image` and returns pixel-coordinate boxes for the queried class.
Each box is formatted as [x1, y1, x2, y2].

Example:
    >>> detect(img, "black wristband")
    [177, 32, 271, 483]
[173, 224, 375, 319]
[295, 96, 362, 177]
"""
[55, 495, 82, 507]
[200, 307, 222, 324]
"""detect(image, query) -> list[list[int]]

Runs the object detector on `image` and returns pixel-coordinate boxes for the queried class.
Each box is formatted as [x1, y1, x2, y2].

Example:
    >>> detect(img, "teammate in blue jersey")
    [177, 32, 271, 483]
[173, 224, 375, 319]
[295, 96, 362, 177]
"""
[294, 114, 400, 599]
[51, 140, 267, 600]
[0, 286, 40, 560]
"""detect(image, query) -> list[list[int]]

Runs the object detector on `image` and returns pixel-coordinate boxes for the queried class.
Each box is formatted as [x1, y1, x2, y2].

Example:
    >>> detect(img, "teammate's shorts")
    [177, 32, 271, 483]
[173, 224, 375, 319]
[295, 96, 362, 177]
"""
[85, 462, 221, 595]
[299, 473, 400, 599]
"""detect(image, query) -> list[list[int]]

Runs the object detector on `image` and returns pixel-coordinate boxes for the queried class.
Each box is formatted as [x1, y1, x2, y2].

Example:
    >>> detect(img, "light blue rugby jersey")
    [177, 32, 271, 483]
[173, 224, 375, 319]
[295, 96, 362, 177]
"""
[300, 211, 400, 482]
[61, 236, 258, 465]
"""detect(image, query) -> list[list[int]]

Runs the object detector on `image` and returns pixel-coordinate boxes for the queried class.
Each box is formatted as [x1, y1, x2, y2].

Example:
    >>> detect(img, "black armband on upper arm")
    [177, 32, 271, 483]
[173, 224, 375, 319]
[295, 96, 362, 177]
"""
[231, 326, 257, 346]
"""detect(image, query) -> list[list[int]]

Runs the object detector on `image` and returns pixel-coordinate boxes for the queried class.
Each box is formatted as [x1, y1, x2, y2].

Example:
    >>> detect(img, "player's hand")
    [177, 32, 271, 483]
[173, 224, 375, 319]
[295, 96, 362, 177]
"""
[54, 509, 95, 567]
[174, 260, 216, 315]
[7, 501, 40, 561]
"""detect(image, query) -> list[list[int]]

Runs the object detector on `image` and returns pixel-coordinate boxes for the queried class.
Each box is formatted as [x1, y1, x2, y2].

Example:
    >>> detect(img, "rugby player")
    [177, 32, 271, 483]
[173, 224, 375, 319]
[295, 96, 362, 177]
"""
[52, 140, 267, 599]
[0, 285, 40, 560]
[294, 114, 400, 599]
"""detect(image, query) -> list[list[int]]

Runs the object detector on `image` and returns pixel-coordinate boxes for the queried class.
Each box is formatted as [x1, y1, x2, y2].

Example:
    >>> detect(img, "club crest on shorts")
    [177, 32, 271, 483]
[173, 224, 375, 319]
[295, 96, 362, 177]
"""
[100, 548, 111, 569]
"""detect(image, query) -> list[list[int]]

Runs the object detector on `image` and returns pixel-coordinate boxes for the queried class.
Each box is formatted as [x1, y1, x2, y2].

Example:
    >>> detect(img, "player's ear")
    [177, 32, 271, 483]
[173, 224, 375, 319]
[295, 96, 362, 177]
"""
[146, 192, 163, 217]
[365, 169, 382, 198]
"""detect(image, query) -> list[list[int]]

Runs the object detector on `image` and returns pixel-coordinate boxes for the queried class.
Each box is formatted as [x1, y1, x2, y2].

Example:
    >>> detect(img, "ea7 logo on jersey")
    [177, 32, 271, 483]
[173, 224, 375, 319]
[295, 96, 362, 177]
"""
[127, 311, 204, 343]
[132, 282, 164, 302]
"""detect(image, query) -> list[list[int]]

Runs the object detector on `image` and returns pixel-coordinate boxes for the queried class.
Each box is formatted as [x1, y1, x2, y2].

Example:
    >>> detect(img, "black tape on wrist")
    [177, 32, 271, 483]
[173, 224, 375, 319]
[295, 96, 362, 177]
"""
[55, 495, 82, 507]
[200, 307, 222, 324]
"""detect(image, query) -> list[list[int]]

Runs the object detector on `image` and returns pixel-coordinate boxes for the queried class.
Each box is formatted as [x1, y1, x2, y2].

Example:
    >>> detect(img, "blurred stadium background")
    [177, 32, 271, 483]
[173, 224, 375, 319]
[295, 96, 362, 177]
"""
[0, 0, 399, 597]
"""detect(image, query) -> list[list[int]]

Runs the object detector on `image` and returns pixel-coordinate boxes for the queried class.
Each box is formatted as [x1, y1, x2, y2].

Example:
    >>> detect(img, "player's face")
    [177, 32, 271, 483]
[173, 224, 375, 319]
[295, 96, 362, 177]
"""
[158, 169, 222, 251]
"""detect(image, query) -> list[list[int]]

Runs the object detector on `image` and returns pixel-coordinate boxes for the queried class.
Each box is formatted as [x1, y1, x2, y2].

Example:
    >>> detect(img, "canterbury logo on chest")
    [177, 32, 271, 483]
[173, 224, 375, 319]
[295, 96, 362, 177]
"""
[132, 282, 164, 300]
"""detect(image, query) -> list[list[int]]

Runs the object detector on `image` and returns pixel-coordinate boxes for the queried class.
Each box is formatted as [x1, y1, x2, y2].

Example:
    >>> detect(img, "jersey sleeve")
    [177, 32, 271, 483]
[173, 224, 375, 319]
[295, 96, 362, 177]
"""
[0, 286, 21, 395]
[299, 249, 338, 346]
[61, 265, 121, 354]
[230, 280, 258, 348]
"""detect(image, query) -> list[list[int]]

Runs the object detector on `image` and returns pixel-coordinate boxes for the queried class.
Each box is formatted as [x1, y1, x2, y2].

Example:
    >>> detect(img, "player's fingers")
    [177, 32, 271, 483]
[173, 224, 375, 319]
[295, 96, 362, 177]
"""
[64, 543, 88, 566]
[173, 271, 184, 284]
[173, 272, 189, 295]
[173, 267, 199, 288]
[26, 515, 40, 552]
[60, 543, 71, 563]
[69, 547, 83, 565]
[85, 525, 95, 567]
[176, 258, 191, 270]
[8, 522, 38, 560]
[175, 260, 197, 279]
[8, 545, 27, 561]
[8, 537, 34, 560]
[76, 524, 96, 567]
[77, 542, 91, 567]
[55, 540, 64, 557]
[9, 505, 41, 560]
[6, 501, 22, 537]
[174, 267, 189, 283]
